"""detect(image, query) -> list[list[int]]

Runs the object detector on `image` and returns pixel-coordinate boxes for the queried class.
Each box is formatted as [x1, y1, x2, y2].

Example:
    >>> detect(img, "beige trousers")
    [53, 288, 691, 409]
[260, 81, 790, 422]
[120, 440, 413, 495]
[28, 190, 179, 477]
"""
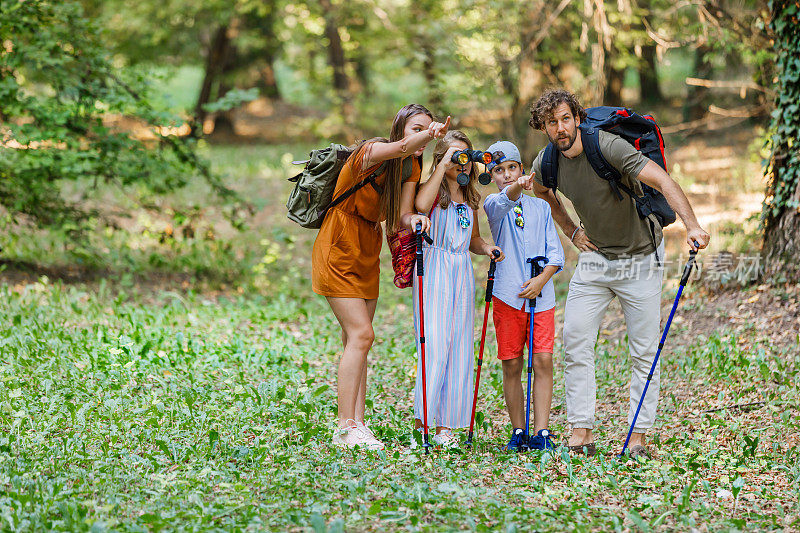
[563, 243, 665, 432]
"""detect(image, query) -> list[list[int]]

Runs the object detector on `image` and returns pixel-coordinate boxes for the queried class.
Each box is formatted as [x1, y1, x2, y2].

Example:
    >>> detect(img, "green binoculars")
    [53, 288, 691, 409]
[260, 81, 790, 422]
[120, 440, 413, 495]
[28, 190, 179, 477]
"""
[451, 150, 493, 186]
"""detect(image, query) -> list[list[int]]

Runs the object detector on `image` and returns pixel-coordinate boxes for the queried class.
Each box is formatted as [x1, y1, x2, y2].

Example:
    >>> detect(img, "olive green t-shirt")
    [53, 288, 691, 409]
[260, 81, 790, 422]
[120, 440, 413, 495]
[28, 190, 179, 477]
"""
[532, 130, 663, 258]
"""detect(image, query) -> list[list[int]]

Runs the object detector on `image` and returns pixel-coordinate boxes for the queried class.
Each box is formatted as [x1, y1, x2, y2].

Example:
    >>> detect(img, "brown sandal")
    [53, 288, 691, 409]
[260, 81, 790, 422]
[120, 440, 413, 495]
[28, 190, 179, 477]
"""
[627, 444, 651, 461]
[566, 443, 597, 457]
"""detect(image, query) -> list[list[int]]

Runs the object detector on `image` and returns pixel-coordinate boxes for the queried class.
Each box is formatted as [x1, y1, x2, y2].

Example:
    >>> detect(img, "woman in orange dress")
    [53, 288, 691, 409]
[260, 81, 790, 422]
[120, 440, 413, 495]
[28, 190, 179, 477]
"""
[312, 104, 450, 449]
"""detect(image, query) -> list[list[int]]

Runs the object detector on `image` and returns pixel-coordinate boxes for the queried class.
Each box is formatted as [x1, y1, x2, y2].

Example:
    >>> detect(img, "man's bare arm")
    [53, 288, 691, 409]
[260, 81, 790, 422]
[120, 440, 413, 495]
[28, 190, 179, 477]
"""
[636, 160, 710, 251]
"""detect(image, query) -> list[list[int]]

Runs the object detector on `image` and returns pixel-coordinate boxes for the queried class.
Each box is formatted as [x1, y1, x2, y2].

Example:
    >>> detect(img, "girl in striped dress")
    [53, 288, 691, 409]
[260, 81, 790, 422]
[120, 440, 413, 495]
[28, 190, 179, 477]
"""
[412, 131, 505, 447]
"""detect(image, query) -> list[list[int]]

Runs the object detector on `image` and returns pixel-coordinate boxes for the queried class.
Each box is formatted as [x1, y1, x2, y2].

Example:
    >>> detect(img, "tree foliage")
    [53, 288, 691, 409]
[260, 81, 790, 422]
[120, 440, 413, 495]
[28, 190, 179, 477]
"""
[0, 0, 240, 228]
[0, 0, 790, 249]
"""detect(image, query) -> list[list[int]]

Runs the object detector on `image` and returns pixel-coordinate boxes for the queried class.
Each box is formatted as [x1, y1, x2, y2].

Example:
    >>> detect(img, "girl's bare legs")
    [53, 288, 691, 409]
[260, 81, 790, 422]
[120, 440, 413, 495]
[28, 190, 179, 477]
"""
[327, 297, 377, 426]
[414, 419, 450, 435]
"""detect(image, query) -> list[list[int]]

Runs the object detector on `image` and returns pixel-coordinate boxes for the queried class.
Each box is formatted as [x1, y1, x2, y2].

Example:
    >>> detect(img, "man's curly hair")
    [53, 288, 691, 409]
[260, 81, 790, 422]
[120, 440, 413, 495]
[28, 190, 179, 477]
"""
[529, 89, 587, 130]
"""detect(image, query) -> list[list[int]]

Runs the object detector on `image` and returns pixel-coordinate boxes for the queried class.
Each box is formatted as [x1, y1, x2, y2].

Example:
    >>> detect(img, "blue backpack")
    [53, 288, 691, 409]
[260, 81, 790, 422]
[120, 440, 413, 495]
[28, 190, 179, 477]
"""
[540, 106, 677, 230]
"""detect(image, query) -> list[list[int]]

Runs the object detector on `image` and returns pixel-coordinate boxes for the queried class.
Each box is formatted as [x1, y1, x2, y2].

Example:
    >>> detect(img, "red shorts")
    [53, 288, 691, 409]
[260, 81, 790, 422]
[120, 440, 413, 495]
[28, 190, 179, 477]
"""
[492, 298, 555, 360]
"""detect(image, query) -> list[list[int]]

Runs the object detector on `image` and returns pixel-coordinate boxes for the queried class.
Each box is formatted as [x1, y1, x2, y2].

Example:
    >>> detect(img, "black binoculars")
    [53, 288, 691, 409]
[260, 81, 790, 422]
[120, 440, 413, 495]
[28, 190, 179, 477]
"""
[451, 150, 493, 186]
[451, 150, 492, 166]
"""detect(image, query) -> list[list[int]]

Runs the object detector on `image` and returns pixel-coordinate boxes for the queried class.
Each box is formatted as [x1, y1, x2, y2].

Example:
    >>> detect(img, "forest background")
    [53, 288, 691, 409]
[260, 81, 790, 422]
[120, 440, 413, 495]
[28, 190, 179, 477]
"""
[0, 0, 798, 530]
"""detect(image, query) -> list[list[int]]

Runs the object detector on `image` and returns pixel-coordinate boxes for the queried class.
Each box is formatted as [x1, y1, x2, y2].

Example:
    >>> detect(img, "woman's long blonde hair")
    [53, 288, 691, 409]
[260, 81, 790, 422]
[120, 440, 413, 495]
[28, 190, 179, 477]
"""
[353, 104, 432, 231]
[428, 130, 481, 211]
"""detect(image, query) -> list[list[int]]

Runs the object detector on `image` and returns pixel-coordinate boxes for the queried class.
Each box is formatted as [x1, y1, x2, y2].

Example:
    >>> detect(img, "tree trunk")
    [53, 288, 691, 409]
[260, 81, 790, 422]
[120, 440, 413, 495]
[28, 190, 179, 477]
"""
[421, 37, 442, 111]
[319, 0, 348, 95]
[253, 6, 281, 100]
[603, 62, 625, 106]
[319, 0, 352, 124]
[508, 2, 554, 164]
[762, 176, 800, 281]
[212, 83, 237, 138]
[307, 48, 319, 85]
[409, 1, 443, 113]
[352, 51, 370, 94]
[636, 0, 662, 104]
[192, 25, 231, 136]
[589, 0, 613, 105]
[638, 43, 662, 103]
[512, 46, 548, 164]
[497, 55, 515, 102]
[258, 62, 280, 100]
[761, 1, 800, 282]
[683, 44, 712, 122]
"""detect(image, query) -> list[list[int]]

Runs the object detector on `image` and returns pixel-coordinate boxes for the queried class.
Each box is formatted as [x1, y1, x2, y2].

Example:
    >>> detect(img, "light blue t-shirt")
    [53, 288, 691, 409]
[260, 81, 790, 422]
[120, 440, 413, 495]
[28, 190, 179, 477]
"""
[483, 189, 565, 312]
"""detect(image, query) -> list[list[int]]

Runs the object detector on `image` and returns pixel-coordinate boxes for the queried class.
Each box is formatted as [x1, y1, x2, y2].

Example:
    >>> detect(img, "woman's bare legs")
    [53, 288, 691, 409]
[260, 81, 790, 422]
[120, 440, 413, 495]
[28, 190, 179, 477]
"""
[341, 300, 377, 424]
[327, 297, 378, 426]
[358, 299, 378, 422]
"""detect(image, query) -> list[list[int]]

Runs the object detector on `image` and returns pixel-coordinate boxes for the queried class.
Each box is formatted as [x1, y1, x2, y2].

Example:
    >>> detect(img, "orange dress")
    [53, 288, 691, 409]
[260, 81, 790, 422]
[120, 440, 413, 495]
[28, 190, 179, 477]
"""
[312, 144, 422, 299]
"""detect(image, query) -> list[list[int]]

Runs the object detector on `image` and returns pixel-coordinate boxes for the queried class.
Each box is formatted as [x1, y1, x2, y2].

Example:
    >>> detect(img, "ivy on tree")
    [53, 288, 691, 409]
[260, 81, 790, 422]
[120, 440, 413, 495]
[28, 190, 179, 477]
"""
[762, 0, 800, 281]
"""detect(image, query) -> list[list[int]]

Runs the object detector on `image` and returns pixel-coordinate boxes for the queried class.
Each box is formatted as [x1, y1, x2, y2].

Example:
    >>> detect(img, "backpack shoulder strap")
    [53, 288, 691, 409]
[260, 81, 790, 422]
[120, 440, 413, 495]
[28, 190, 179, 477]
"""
[323, 161, 388, 214]
[541, 143, 559, 191]
[580, 126, 624, 201]
[402, 157, 413, 181]
[429, 192, 439, 218]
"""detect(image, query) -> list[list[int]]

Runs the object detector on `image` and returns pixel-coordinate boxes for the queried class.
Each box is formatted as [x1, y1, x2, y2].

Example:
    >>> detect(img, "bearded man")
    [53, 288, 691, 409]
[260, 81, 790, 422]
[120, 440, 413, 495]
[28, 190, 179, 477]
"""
[528, 89, 710, 458]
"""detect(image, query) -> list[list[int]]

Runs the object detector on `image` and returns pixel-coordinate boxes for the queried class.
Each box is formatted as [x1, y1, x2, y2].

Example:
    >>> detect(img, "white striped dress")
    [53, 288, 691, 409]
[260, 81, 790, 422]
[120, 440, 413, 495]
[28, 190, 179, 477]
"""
[412, 200, 475, 429]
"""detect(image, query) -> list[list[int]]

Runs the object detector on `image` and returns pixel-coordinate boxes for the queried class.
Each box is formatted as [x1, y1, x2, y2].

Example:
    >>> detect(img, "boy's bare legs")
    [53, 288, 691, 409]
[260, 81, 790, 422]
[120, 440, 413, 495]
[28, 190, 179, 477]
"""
[501, 356, 525, 429]
[503, 353, 554, 432]
[532, 352, 553, 432]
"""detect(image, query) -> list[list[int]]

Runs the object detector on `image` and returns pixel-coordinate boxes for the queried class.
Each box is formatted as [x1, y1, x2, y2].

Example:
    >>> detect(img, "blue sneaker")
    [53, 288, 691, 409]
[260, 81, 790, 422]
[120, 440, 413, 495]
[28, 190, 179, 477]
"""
[506, 428, 526, 452]
[528, 429, 555, 451]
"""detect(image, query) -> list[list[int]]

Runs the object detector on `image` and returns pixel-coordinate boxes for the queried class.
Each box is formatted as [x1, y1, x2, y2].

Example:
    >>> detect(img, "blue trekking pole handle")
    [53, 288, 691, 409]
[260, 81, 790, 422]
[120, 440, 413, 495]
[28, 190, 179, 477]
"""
[680, 248, 699, 287]
[523, 256, 548, 446]
[620, 243, 700, 458]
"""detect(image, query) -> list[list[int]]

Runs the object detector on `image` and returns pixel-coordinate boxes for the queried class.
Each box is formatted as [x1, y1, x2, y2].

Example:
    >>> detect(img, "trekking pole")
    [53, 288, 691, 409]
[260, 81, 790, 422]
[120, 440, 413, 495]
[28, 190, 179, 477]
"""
[415, 222, 434, 454]
[620, 243, 700, 458]
[465, 249, 501, 449]
[521, 256, 548, 451]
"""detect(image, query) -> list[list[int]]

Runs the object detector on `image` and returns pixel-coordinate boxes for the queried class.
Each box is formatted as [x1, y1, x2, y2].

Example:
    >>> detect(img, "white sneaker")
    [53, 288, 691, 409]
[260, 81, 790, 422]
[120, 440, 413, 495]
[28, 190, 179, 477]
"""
[433, 430, 461, 449]
[332, 423, 358, 447]
[332, 421, 384, 450]
[355, 421, 385, 450]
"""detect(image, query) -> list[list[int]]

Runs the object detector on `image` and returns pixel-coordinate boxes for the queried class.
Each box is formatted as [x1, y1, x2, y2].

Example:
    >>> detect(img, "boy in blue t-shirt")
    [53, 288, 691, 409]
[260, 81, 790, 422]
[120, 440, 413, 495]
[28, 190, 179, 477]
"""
[483, 141, 565, 451]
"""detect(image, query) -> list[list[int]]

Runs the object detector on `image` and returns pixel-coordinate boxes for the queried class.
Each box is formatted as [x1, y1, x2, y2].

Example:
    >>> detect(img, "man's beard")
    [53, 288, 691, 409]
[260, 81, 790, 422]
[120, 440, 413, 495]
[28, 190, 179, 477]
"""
[550, 129, 577, 152]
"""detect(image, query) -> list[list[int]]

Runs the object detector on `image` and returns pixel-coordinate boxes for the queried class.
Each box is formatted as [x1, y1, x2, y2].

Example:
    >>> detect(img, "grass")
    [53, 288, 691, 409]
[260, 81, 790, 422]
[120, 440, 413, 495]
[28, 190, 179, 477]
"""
[1, 144, 798, 531]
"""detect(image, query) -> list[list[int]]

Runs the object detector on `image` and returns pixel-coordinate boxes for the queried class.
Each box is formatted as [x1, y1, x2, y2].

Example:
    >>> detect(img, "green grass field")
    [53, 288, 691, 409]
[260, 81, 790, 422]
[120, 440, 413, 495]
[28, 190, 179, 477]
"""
[1, 144, 798, 531]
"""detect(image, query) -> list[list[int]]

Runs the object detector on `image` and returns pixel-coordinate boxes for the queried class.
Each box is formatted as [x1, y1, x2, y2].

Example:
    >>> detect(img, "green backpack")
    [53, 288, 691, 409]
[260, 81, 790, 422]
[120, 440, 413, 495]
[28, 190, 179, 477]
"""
[286, 143, 387, 229]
